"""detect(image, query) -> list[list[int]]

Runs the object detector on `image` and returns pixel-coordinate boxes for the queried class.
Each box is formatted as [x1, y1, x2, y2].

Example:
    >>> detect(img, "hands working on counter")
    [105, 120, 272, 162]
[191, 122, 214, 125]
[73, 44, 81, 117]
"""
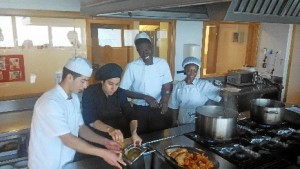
[107, 123, 142, 147]
[75, 125, 126, 169]
[101, 139, 126, 169]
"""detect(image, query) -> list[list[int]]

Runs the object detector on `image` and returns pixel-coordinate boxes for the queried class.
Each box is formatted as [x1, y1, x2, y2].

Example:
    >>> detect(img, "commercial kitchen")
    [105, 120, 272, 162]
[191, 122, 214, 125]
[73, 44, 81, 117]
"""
[0, 0, 300, 168]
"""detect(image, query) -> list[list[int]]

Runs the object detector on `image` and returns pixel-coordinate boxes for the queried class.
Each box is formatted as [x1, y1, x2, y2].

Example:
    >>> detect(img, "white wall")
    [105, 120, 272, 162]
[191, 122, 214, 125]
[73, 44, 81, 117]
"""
[256, 23, 290, 77]
[174, 21, 203, 81]
[286, 25, 300, 104]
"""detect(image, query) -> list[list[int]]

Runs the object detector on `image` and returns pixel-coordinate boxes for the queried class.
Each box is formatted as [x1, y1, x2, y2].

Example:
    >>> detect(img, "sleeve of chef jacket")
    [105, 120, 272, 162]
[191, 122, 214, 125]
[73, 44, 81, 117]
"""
[118, 88, 138, 122]
[168, 82, 181, 109]
[204, 81, 222, 102]
[161, 59, 173, 85]
[81, 86, 98, 127]
[120, 63, 133, 90]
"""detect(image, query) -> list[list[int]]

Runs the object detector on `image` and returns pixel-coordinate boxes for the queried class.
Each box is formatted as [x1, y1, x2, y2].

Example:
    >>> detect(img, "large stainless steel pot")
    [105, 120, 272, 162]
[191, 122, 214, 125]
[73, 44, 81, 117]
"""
[195, 105, 238, 141]
[250, 98, 285, 125]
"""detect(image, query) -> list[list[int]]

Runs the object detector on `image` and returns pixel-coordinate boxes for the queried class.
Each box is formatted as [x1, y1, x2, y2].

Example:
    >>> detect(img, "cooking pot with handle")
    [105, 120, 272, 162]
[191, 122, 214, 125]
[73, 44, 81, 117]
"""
[250, 98, 285, 125]
[195, 105, 238, 141]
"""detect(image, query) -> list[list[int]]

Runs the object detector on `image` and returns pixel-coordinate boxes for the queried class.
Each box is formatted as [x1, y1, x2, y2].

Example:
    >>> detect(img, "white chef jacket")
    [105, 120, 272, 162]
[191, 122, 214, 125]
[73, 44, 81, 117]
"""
[168, 78, 221, 125]
[120, 57, 173, 106]
[28, 85, 83, 169]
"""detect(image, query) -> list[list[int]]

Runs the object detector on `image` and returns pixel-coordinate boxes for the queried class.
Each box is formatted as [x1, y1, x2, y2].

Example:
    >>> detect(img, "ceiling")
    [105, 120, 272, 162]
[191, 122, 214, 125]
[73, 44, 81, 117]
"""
[80, 0, 300, 24]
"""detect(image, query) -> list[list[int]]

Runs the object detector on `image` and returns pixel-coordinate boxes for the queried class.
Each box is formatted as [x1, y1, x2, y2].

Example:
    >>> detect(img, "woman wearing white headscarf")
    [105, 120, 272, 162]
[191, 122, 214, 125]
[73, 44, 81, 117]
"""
[168, 56, 222, 126]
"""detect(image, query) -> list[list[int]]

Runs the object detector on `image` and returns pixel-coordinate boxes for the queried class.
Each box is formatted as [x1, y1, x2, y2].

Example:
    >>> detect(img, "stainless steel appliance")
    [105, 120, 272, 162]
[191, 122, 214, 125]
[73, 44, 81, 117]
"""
[250, 98, 286, 125]
[185, 118, 300, 168]
[0, 133, 29, 168]
[195, 106, 238, 141]
[226, 70, 256, 87]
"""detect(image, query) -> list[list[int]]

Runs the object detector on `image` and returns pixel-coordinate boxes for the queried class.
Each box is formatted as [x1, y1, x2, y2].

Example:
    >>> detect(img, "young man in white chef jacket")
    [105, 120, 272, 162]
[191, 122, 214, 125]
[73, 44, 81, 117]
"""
[28, 56, 126, 169]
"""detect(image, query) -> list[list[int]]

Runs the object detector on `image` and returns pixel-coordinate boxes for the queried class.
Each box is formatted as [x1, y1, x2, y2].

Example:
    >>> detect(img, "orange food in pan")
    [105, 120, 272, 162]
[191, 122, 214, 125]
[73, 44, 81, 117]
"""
[166, 148, 214, 169]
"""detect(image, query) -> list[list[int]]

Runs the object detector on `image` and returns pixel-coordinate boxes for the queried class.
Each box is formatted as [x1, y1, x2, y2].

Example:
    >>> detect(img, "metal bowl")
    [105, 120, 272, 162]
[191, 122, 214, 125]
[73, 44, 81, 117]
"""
[123, 145, 147, 165]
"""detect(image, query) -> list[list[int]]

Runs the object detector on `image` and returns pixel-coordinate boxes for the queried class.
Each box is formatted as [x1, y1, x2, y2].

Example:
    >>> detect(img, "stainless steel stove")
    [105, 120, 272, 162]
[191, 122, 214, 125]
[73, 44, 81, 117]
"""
[185, 119, 300, 169]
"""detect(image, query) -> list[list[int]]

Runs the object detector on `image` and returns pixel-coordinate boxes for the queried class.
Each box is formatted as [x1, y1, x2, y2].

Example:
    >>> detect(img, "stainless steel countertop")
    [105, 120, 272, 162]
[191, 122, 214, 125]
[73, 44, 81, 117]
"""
[63, 124, 195, 169]
[227, 84, 279, 96]
[0, 110, 33, 137]
[63, 157, 114, 169]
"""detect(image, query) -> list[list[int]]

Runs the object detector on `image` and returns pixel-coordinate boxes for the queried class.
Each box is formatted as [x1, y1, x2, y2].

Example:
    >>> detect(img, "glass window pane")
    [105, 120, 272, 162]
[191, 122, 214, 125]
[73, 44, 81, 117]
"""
[0, 16, 14, 47]
[15, 17, 49, 46]
[124, 29, 139, 47]
[52, 27, 82, 47]
[98, 29, 121, 47]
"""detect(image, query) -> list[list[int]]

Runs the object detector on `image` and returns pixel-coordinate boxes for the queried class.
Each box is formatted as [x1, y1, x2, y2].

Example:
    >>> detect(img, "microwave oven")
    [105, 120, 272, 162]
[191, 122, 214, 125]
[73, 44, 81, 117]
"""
[226, 70, 256, 87]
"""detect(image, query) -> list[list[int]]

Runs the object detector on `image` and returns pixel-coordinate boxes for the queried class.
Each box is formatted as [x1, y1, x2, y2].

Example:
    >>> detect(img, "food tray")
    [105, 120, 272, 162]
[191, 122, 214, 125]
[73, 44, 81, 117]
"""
[0, 140, 19, 158]
[164, 145, 219, 169]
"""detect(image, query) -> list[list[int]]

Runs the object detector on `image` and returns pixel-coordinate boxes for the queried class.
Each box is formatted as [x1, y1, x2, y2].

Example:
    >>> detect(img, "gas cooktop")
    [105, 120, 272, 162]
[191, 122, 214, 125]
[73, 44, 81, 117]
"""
[185, 119, 300, 169]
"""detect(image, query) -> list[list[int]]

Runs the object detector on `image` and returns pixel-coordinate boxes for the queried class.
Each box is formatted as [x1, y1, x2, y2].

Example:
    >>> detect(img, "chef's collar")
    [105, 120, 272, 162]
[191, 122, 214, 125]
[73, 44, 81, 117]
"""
[57, 84, 72, 100]
[184, 78, 197, 85]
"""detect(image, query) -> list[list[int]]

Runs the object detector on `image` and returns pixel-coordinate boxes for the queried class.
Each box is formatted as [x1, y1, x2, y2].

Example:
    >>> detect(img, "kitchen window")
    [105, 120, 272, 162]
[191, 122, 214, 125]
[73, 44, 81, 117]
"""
[0, 15, 86, 99]
[52, 27, 82, 47]
[98, 28, 122, 47]
[0, 16, 14, 47]
[15, 17, 49, 47]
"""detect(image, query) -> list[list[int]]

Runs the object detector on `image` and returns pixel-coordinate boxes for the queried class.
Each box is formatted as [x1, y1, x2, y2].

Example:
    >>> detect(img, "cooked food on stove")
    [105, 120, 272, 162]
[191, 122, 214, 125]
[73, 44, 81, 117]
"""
[166, 147, 214, 169]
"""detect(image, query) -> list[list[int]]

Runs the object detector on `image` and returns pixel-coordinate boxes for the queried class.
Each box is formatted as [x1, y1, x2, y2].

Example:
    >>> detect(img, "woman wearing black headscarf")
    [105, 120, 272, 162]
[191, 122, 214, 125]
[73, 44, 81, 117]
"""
[81, 63, 142, 146]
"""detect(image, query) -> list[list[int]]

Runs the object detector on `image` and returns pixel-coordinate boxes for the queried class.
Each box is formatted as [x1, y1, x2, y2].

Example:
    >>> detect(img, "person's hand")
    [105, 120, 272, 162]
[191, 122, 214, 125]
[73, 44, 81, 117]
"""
[159, 101, 168, 114]
[104, 139, 123, 152]
[144, 95, 159, 108]
[131, 133, 142, 147]
[108, 128, 124, 143]
[100, 149, 126, 169]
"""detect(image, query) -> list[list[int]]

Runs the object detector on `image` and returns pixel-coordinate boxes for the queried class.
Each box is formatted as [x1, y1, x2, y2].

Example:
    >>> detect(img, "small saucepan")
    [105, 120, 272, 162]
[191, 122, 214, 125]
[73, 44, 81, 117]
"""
[122, 145, 147, 169]
[250, 98, 285, 125]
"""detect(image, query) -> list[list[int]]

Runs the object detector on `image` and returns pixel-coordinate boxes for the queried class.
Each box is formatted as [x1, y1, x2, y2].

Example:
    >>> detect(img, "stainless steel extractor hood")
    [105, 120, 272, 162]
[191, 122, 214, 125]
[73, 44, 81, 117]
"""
[80, 0, 231, 20]
[80, 0, 300, 24]
[225, 0, 300, 24]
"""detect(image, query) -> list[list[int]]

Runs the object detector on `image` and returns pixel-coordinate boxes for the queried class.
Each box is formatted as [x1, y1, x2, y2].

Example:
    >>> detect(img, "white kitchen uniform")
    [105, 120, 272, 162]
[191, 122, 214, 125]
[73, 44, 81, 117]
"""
[168, 78, 221, 125]
[120, 57, 172, 106]
[28, 85, 83, 169]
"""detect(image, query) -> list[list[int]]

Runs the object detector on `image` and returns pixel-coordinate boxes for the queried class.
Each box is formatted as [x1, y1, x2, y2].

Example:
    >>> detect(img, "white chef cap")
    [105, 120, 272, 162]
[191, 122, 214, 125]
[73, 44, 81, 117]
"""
[64, 56, 93, 77]
[135, 32, 151, 42]
[182, 56, 201, 69]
